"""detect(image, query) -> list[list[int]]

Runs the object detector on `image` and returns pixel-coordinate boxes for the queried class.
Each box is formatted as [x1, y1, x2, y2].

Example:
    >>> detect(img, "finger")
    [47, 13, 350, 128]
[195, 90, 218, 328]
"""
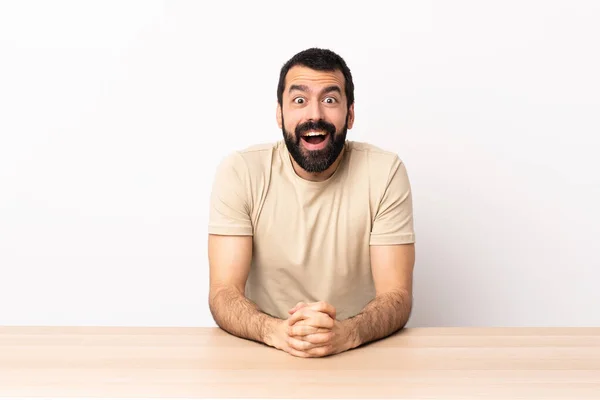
[288, 302, 301, 314]
[289, 325, 331, 336]
[288, 301, 308, 316]
[305, 345, 333, 358]
[285, 346, 312, 358]
[288, 301, 335, 318]
[301, 332, 334, 345]
[287, 335, 328, 352]
[288, 308, 327, 327]
[287, 307, 312, 326]
[304, 301, 336, 320]
[288, 301, 307, 315]
[292, 310, 335, 329]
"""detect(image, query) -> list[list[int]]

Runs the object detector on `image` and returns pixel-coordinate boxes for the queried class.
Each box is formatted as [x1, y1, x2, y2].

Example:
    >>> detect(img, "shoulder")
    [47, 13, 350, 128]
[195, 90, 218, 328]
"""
[345, 141, 411, 201]
[237, 141, 279, 163]
[215, 141, 279, 180]
[347, 140, 405, 173]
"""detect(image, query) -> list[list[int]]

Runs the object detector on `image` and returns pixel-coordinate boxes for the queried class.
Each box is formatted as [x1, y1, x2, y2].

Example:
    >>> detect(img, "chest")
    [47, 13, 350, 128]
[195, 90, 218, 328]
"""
[252, 174, 374, 265]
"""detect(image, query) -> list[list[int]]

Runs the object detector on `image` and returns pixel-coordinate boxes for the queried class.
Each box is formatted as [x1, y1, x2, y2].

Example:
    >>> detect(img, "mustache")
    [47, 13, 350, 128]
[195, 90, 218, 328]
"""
[295, 119, 336, 141]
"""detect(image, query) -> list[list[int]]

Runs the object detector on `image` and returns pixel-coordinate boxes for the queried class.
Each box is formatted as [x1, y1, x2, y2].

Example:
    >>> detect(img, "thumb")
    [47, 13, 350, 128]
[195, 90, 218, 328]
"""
[288, 301, 307, 314]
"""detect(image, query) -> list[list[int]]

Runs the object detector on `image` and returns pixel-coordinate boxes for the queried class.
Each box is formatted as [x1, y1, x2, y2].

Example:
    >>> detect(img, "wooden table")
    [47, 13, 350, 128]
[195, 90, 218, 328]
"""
[1, 326, 599, 399]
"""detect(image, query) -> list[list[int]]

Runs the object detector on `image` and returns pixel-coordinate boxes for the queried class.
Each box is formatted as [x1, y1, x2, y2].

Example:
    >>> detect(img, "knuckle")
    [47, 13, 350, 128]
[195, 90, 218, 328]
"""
[316, 347, 329, 356]
[312, 333, 325, 343]
[291, 350, 307, 358]
[317, 334, 330, 343]
[306, 334, 318, 343]
[307, 347, 319, 356]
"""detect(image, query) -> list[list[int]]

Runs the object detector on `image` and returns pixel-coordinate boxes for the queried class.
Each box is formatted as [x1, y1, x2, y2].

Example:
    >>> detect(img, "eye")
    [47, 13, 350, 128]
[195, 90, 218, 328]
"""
[323, 97, 337, 104]
[293, 97, 305, 104]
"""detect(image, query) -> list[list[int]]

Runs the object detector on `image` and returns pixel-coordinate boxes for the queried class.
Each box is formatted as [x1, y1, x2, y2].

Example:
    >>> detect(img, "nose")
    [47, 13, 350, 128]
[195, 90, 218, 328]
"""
[305, 99, 323, 121]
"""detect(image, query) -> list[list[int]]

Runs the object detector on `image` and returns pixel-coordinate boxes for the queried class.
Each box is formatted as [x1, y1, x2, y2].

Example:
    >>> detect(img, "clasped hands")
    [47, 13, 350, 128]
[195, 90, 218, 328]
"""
[271, 300, 354, 358]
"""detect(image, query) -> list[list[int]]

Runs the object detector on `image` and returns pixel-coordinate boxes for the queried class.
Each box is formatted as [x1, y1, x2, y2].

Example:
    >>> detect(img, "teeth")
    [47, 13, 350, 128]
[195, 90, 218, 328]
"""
[304, 131, 326, 137]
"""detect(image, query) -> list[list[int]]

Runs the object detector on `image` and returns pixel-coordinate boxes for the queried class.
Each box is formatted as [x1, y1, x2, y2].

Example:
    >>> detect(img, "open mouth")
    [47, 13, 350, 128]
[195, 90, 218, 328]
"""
[300, 131, 329, 147]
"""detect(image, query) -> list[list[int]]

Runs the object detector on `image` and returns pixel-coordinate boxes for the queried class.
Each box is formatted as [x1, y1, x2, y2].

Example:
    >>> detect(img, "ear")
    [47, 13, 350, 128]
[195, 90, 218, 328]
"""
[347, 103, 355, 129]
[276, 103, 283, 129]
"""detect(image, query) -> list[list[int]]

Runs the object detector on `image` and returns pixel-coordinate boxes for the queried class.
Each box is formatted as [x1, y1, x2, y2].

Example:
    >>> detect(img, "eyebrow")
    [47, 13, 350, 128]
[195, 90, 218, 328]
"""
[288, 84, 342, 96]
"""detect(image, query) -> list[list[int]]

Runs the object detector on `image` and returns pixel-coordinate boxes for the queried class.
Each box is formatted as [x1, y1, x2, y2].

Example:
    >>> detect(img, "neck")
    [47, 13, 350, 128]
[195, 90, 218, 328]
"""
[290, 146, 346, 182]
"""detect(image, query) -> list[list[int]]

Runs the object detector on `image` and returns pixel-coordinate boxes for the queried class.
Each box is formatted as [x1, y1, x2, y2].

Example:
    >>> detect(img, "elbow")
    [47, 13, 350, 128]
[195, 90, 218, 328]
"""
[400, 293, 413, 329]
[207, 284, 243, 328]
[392, 289, 412, 330]
[208, 286, 227, 325]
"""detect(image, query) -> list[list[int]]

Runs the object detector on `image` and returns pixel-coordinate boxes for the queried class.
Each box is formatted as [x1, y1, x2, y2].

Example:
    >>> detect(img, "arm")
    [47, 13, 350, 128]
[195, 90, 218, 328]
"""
[209, 234, 331, 356]
[287, 155, 416, 356]
[286, 243, 414, 354]
[342, 243, 415, 348]
[207, 153, 279, 343]
[208, 234, 279, 344]
[207, 153, 315, 355]
[342, 155, 416, 347]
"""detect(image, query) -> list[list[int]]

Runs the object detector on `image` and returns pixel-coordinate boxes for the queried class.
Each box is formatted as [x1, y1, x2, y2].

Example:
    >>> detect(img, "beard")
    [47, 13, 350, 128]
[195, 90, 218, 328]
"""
[282, 115, 348, 174]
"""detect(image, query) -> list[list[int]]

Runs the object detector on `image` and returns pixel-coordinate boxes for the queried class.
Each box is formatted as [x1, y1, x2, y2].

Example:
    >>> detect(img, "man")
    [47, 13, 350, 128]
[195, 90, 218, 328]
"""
[208, 48, 416, 358]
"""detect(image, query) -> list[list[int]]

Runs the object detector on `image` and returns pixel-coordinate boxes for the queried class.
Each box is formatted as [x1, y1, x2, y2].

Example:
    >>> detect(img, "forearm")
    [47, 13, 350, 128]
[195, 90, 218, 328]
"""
[209, 285, 280, 345]
[342, 289, 412, 348]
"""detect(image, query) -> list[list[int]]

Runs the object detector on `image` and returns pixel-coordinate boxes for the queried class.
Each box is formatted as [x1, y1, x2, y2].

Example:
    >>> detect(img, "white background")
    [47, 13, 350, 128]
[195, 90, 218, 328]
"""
[1, 0, 598, 328]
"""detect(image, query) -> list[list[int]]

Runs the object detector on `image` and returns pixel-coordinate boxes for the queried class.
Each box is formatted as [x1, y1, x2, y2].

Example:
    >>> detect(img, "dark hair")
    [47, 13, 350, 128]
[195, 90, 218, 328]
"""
[277, 48, 354, 110]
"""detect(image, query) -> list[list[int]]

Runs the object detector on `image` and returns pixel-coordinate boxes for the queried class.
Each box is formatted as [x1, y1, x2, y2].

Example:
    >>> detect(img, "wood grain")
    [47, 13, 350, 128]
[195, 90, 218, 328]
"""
[1, 326, 599, 398]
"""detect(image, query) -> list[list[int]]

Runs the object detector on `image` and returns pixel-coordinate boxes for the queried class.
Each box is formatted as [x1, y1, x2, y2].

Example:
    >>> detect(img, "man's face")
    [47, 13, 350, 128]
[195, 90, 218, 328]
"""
[277, 66, 355, 174]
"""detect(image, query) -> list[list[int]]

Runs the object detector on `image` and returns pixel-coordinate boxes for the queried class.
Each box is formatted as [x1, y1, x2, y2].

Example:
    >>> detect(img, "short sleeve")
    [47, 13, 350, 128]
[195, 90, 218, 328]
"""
[208, 152, 253, 236]
[370, 156, 416, 245]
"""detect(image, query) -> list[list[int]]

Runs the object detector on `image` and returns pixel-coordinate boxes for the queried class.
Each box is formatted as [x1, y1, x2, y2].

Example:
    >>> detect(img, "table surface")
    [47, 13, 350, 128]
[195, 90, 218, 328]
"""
[1, 326, 599, 399]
